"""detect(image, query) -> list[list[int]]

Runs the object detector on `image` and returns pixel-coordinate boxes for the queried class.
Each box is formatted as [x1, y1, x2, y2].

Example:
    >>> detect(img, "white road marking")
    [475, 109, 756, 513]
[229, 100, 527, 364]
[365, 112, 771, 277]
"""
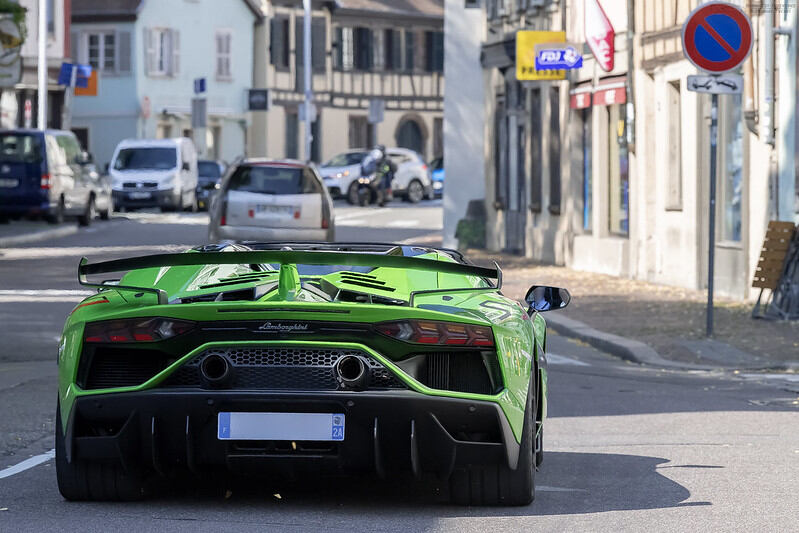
[0, 244, 193, 261]
[740, 373, 799, 383]
[0, 449, 55, 480]
[547, 353, 590, 367]
[537, 485, 588, 492]
[0, 290, 94, 296]
[387, 220, 420, 228]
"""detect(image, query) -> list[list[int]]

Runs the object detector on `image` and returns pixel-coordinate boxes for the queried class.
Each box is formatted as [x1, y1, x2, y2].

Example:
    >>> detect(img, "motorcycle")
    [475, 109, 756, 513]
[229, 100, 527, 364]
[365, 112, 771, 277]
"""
[356, 161, 394, 207]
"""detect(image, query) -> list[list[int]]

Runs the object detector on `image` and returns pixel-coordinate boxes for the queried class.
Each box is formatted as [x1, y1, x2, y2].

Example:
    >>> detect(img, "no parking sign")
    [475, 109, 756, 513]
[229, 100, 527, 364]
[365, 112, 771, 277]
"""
[682, 1, 752, 73]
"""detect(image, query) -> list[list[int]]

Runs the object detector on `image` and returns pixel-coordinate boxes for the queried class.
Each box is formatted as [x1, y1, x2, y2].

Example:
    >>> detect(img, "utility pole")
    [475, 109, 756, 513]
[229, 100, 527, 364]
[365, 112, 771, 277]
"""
[302, 0, 313, 161]
[37, 0, 47, 129]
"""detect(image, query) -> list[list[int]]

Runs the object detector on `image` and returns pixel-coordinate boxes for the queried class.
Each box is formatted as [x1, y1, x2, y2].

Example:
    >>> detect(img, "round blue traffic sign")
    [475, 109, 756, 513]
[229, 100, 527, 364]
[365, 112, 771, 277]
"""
[682, 1, 753, 73]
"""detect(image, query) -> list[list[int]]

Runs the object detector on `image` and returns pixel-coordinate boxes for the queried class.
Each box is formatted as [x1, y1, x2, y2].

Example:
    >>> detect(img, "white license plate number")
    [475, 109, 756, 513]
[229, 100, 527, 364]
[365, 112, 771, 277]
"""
[129, 192, 151, 199]
[255, 204, 294, 215]
[217, 412, 345, 441]
[0, 178, 18, 187]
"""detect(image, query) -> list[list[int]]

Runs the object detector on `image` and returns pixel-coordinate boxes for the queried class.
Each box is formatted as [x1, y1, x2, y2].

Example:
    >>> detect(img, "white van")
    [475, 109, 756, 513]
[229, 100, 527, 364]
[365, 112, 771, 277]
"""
[109, 138, 199, 212]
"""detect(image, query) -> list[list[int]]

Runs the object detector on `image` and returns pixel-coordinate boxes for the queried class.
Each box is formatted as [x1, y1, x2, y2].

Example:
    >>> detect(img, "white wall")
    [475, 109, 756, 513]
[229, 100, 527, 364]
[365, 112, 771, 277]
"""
[442, 1, 486, 248]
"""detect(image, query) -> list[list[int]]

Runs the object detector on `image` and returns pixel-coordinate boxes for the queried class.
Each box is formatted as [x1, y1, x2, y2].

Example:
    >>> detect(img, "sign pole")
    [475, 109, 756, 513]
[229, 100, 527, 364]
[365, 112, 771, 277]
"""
[707, 93, 718, 337]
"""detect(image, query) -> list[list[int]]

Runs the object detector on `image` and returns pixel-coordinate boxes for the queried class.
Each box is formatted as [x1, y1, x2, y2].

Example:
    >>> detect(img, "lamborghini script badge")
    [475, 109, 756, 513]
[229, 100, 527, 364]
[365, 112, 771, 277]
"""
[257, 322, 310, 332]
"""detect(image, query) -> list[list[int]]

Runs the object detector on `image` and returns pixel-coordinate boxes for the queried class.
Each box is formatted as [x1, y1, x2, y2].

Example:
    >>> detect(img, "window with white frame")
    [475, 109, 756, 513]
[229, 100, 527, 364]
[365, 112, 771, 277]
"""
[84, 32, 115, 72]
[215, 30, 232, 80]
[145, 28, 180, 77]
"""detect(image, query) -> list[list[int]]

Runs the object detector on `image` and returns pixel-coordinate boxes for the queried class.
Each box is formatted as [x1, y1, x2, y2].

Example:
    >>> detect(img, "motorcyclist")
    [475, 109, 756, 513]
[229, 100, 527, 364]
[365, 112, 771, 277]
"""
[360, 145, 396, 207]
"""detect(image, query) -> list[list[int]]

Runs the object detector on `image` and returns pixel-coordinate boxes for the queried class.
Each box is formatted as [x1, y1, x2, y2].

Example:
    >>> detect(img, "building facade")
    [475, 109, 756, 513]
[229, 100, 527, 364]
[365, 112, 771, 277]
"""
[70, 0, 261, 169]
[250, 0, 444, 164]
[0, 0, 71, 130]
[444, 0, 798, 301]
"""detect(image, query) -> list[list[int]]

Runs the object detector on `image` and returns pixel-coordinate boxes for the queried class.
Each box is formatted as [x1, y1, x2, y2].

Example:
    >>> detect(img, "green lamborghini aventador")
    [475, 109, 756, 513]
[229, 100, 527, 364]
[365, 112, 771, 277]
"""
[55, 242, 570, 505]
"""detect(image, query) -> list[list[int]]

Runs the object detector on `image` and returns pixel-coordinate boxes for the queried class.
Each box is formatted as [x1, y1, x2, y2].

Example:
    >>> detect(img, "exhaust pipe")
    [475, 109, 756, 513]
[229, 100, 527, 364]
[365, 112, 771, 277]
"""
[335, 355, 368, 389]
[200, 353, 232, 388]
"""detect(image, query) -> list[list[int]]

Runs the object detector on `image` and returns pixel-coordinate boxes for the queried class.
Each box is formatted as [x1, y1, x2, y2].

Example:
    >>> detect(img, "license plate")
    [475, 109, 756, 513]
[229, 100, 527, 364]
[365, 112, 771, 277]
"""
[0, 178, 18, 187]
[129, 191, 151, 199]
[217, 412, 345, 441]
[255, 204, 294, 215]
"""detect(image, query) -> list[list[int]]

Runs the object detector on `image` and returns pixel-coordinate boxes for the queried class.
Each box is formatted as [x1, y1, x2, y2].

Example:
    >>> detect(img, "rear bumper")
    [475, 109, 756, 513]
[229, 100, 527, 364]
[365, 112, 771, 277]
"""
[64, 390, 519, 478]
[0, 196, 52, 215]
[113, 188, 179, 209]
[210, 224, 334, 243]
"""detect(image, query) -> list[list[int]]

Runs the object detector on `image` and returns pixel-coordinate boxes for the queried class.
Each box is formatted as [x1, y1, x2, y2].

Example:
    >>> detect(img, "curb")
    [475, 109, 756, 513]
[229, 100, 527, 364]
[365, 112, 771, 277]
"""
[544, 312, 799, 372]
[0, 225, 78, 247]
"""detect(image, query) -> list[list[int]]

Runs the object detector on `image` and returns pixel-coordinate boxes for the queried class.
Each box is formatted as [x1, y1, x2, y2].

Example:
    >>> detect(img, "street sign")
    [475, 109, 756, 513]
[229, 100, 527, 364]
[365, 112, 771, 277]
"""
[248, 89, 271, 111]
[75, 70, 98, 96]
[368, 99, 384, 124]
[516, 31, 566, 81]
[534, 44, 583, 70]
[687, 73, 743, 94]
[194, 78, 206, 94]
[0, 14, 22, 88]
[57, 63, 92, 88]
[585, 0, 615, 72]
[682, 1, 752, 73]
[191, 98, 207, 129]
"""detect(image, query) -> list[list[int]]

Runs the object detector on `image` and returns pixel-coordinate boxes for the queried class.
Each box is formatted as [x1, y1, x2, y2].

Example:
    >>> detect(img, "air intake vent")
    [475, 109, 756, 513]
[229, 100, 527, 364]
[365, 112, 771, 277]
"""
[79, 348, 172, 390]
[419, 352, 500, 395]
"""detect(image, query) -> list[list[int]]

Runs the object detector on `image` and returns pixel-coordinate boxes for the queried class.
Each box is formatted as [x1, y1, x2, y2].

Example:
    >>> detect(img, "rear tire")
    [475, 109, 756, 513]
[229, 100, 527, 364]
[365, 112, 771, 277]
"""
[55, 404, 146, 501]
[100, 196, 113, 220]
[46, 197, 65, 225]
[78, 197, 95, 226]
[449, 378, 535, 506]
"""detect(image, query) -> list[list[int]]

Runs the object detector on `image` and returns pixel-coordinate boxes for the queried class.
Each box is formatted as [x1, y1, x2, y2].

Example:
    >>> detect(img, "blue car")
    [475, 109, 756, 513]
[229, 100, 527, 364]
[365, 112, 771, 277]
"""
[0, 129, 111, 225]
[430, 156, 444, 198]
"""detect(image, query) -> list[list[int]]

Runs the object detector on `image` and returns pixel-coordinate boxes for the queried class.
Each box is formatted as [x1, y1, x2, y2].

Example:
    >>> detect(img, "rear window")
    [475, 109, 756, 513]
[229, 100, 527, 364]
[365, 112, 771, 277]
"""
[113, 148, 177, 170]
[227, 165, 321, 195]
[198, 161, 222, 179]
[322, 152, 367, 168]
[0, 134, 42, 163]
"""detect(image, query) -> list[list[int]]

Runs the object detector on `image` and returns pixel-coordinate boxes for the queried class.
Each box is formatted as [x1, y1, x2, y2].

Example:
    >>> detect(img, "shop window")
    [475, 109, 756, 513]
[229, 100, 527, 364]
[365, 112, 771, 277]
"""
[529, 89, 542, 212]
[608, 104, 629, 236]
[720, 94, 743, 242]
[549, 87, 561, 214]
[666, 81, 682, 210]
[581, 107, 592, 231]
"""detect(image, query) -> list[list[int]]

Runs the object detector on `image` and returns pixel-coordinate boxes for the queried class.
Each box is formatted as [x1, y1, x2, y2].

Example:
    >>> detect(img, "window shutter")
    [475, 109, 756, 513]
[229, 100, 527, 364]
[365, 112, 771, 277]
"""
[425, 31, 434, 72]
[311, 18, 326, 72]
[70, 31, 78, 61]
[170, 29, 180, 76]
[117, 31, 131, 74]
[144, 28, 154, 75]
[334, 26, 342, 69]
[391, 30, 401, 70]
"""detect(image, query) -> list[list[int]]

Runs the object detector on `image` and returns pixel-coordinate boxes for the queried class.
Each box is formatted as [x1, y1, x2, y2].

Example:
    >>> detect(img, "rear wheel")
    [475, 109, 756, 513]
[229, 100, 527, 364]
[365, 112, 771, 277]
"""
[405, 179, 424, 203]
[46, 197, 65, 225]
[55, 404, 146, 501]
[100, 196, 112, 220]
[449, 378, 535, 506]
[78, 197, 95, 226]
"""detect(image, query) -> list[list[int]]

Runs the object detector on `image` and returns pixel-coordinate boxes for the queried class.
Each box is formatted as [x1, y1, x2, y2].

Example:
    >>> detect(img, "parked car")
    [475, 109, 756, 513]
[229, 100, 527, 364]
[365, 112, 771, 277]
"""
[0, 129, 111, 225]
[430, 156, 444, 198]
[208, 159, 335, 242]
[321, 148, 433, 204]
[197, 159, 226, 211]
[108, 138, 198, 212]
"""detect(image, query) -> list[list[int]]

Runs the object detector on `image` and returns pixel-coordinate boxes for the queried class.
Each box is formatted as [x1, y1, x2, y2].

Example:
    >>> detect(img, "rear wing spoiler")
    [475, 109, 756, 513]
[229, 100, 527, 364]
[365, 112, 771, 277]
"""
[78, 251, 502, 305]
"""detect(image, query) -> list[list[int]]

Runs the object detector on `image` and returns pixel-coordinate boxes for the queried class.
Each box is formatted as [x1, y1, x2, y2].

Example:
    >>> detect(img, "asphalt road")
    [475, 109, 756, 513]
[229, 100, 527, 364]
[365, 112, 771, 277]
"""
[0, 203, 797, 532]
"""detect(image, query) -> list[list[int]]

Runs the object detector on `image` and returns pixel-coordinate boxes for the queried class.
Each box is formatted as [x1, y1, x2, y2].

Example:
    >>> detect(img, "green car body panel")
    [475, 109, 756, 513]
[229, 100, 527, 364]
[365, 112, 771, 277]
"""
[58, 246, 549, 455]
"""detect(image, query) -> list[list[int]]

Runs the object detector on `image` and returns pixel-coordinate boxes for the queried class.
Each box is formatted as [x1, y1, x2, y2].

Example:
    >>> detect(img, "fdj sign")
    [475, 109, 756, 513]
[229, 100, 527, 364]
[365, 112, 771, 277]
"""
[534, 44, 583, 70]
[516, 30, 566, 81]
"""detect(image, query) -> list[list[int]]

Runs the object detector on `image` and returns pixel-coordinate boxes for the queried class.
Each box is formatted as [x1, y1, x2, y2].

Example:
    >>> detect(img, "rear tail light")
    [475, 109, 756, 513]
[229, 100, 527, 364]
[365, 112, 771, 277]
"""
[83, 318, 195, 343]
[376, 320, 494, 347]
[220, 199, 227, 226]
[40, 174, 51, 190]
[321, 197, 331, 230]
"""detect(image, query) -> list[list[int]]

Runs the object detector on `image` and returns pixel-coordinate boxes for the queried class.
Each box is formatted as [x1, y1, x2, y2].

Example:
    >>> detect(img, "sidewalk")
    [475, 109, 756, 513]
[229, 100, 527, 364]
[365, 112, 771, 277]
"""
[0, 219, 78, 247]
[464, 248, 799, 371]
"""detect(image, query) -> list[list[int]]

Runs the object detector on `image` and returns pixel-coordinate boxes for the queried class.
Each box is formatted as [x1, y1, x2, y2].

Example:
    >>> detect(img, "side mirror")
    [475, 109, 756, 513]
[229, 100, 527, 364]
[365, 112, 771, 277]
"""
[182, 162, 190, 171]
[525, 285, 571, 313]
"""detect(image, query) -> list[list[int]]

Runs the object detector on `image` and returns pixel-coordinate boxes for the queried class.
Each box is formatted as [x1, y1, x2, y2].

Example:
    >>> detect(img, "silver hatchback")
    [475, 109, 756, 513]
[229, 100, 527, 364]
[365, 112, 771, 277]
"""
[208, 159, 335, 243]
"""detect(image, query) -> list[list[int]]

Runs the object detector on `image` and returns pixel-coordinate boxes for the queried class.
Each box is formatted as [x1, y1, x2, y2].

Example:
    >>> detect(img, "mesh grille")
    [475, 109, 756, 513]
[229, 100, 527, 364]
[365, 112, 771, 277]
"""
[162, 346, 405, 391]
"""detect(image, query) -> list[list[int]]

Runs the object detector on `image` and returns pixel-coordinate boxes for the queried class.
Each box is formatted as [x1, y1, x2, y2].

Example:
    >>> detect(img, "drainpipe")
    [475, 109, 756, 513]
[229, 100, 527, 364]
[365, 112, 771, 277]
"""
[626, 0, 635, 153]
[763, 7, 775, 146]
[743, 2, 757, 135]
